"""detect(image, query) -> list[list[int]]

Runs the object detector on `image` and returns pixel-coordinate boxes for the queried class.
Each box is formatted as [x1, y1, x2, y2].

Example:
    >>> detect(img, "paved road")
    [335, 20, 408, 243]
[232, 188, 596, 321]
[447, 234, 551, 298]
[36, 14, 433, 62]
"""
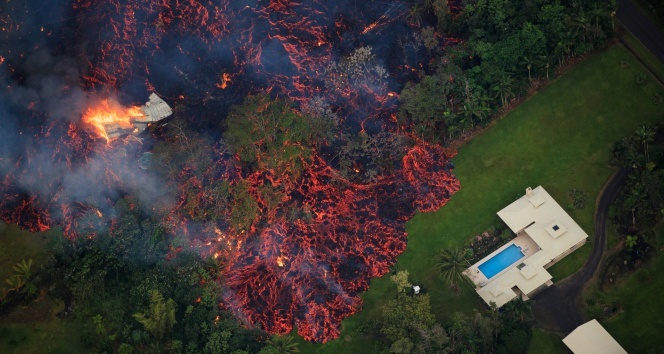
[531, 169, 628, 334]
[618, 0, 664, 64]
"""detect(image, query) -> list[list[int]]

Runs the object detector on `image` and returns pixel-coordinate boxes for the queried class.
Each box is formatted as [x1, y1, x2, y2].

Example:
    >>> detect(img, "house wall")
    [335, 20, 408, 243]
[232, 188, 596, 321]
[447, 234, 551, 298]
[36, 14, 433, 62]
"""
[525, 282, 551, 298]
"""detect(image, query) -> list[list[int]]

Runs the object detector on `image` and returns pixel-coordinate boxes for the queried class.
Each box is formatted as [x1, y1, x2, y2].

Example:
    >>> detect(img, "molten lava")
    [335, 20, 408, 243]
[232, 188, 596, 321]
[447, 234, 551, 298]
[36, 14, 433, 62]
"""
[0, 0, 463, 343]
[222, 145, 459, 342]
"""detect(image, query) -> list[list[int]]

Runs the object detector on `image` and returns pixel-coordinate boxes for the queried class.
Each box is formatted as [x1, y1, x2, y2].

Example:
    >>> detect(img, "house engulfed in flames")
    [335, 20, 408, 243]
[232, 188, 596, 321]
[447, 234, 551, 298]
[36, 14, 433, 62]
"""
[104, 93, 173, 139]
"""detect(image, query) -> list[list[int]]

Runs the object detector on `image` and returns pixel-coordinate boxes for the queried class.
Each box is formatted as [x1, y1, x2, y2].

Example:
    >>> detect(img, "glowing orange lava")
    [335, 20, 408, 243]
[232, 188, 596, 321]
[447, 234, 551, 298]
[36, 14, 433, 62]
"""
[82, 99, 144, 141]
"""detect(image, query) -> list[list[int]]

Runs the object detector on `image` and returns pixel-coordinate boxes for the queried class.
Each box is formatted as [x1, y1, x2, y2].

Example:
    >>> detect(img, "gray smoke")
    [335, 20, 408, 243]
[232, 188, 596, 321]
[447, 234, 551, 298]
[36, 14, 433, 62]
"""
[0, 47, 173, 232]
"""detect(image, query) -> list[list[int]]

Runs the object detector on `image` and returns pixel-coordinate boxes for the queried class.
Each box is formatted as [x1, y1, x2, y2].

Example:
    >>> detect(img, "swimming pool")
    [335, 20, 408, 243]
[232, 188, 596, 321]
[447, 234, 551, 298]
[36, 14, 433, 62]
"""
[478, 244, 525, 279]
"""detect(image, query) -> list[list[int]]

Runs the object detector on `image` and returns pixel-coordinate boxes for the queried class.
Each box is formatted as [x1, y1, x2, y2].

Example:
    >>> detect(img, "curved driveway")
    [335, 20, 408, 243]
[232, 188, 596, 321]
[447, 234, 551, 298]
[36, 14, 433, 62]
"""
[530, 0, 662, 334]
[531, 169, 628, 334]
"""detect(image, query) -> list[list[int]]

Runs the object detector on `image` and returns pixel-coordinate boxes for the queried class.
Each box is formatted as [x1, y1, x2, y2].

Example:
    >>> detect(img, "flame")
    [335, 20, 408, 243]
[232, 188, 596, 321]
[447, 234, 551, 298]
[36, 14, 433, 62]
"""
[276, 256, 286, 267]
[82, 99, 144, 142]
[96, 209, 102, 218]
[216, 73, 232, 89]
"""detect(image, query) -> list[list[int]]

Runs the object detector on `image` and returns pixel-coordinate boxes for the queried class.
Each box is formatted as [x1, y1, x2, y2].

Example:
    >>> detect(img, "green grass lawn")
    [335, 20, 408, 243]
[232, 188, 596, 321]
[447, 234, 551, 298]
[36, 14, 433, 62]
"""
[596, 220, 664, 352]
[0, 222, 88, 354]
[602, 254, 664, 353]
[0, 222, 53, 281]
[300, 45, 664, 352]
[528, 328, 567, 354]
[0, 296, 88, 354]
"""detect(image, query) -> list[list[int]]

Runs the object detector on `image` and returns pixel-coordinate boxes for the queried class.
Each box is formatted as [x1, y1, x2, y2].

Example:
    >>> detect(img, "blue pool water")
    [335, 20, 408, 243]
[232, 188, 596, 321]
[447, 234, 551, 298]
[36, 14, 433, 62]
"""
[478, 244, 525, 279]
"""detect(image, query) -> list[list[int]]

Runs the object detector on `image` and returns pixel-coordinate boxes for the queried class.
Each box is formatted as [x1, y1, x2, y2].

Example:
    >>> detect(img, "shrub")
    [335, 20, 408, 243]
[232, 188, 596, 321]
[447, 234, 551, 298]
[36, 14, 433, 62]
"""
[568, 189, 588, 210]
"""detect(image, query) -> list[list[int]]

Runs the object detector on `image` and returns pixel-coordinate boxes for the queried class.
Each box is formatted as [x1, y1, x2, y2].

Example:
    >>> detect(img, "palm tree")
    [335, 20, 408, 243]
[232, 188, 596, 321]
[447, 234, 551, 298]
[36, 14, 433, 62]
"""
[133, 290, 177, 340]
[1, 259, 33, 300]
[503, 297, 532, 322]
[443, 109, 459, 142]
[407, 5, 423, 27]
[537, 54, 552, 80]
[435, 247, 469, 293]
[491, 75, 515, 107]
[626, 235, 638, 251]
[635, 125, 655, 163]
[554, 34, 574, 66]
[12, 259, 33, 280]
[589, 3, 605, 36]
[572, 12, 591, 43]
[3, 275, 26, 297]
[625, 186, 645, 227]
[460, 100, 490, 131]
[266, 334, 300, 354]
[520, 57, 535, 82]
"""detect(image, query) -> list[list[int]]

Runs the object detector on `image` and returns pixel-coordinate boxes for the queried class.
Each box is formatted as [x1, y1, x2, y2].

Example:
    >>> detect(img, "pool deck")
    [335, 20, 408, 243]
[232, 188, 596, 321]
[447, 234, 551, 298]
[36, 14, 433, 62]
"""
[463, 186, 588, 308]
[465, 233, 540, 288]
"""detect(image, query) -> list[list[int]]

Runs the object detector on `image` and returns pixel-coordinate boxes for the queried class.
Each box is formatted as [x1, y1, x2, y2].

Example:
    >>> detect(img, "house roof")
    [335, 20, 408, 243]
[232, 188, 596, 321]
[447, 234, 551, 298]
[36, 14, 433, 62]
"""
[137, 93, 173, 123]
[496, 200, 534, 233]
[563, 319, 627, 354]
[468, 186, 588, 308]
[519, 264, 537, 279]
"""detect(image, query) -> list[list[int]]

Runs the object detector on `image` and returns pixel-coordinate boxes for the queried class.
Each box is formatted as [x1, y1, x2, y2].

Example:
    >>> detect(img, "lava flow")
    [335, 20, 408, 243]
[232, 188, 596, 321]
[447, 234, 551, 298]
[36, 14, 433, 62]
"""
[1, 0, 461, 343]
[223, 145, 459, 341]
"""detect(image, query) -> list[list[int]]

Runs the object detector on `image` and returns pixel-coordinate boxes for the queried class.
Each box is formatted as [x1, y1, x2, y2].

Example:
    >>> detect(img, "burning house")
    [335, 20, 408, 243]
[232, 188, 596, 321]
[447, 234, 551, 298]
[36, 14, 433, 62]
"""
[94, 93, 173, 140]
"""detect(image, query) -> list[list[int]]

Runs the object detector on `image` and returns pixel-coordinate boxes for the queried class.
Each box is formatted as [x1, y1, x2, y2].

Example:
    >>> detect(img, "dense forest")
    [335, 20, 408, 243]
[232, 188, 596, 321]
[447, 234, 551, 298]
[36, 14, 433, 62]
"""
[399, 0, 615, 144]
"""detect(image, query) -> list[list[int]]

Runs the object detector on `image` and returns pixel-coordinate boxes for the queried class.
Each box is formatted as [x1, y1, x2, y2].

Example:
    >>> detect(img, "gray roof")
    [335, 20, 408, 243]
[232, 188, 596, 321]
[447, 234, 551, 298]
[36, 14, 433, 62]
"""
[137, 93, 173, 123]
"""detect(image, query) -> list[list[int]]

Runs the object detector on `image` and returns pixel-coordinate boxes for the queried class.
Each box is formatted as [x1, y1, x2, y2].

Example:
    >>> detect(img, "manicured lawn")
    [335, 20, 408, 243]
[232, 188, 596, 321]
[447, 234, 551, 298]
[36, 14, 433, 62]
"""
[300, 45, 664, 352]
[528, 328, 567, 354]
[599, 221, 664, 352]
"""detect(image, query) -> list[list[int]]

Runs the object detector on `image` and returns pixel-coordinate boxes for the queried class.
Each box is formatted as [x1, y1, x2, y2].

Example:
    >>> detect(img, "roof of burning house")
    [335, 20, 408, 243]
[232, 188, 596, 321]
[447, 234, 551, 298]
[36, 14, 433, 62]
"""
[137, 93, 173, 123]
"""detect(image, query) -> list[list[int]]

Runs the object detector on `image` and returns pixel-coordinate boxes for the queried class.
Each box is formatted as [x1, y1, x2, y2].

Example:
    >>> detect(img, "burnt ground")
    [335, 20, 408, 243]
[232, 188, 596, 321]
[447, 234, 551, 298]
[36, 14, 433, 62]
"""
[531, 169, 628, 334]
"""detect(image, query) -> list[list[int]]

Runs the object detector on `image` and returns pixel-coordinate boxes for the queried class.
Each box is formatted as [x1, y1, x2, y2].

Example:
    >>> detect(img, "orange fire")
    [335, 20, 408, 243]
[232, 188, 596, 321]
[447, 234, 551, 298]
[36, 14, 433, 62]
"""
[82, 99, 144, 142]
[216, 73, 232, 89]
[276, 256, 287, 267]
